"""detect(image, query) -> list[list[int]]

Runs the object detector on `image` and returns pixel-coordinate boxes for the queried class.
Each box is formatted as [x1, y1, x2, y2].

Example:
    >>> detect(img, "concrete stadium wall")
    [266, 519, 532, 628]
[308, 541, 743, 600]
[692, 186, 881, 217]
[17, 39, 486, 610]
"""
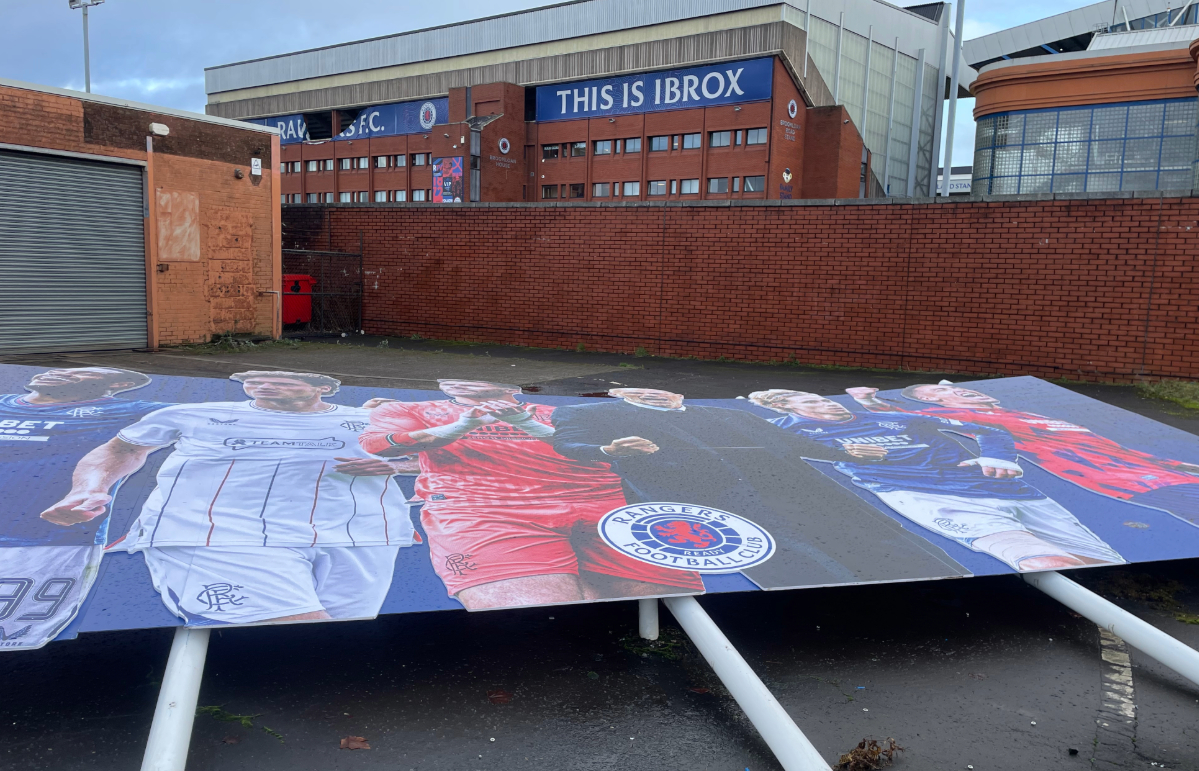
[283, 194, 1199, 383]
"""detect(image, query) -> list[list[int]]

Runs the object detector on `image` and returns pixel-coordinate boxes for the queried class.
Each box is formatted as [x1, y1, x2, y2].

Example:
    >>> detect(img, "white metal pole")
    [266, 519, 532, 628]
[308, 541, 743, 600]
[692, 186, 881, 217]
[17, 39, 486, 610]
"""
[861, 26, 874, 130]
[802, 0, 811, 79]
[82, 5, 91, 94]
[638, 598, 659, 641]
[941, 0, 966, 196]
[141, 627, 211, 771]
[1025, 572, 1199, 689]
[833, 12, 845, 103]
[882, 38, 899, 196]
[906, 47, 926, 197]
[928, 8, 950, 196]
[663, 596, 828, 771]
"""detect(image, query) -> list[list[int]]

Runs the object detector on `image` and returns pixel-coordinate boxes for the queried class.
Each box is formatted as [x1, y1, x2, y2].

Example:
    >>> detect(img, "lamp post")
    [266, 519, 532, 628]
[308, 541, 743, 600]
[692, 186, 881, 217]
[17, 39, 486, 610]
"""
[68, 0, 105, 94]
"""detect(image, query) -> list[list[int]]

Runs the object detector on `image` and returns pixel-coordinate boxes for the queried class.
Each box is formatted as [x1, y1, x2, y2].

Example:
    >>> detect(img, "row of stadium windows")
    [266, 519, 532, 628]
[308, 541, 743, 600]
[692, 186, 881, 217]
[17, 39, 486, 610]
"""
[280, 154, 435, 173]
[541, 176, 766, 199]
[539, 129, 767, 160]
[283, 190, 432, 203]
[972, 99, 1199, 195]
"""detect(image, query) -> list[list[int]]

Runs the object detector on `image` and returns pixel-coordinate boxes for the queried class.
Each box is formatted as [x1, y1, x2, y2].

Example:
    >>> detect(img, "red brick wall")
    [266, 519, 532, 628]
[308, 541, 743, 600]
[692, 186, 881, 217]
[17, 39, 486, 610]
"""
[287, 196, 1199, 383]
[0, 83, 278, 346]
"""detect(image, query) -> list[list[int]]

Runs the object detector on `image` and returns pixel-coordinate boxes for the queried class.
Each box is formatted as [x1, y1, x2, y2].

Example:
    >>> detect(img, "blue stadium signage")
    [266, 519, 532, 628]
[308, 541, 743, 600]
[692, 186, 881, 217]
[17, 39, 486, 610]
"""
[535, 57, 773, 122]
[334, 98, 449, 140]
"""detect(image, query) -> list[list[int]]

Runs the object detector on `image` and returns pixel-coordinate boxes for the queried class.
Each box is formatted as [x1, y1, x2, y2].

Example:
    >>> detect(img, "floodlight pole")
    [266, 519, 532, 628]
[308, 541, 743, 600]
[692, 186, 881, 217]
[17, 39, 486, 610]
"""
[82, 4, 91, 93]
[1025, 572, 1199, 688]
[141, 627, 211, 771]
[940, 0, 966, 196]
[663, 596, 829, 770]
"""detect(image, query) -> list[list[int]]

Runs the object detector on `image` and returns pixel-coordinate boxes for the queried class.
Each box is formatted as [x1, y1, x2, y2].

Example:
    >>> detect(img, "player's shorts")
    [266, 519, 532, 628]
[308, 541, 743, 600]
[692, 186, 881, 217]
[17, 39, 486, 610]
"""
[139, 544, 401, 626]
[421, 495, 705, 596]
[1129, 483, 1199, 525]
[873, 490, 1124, 568]
[0, 544, 104, 651]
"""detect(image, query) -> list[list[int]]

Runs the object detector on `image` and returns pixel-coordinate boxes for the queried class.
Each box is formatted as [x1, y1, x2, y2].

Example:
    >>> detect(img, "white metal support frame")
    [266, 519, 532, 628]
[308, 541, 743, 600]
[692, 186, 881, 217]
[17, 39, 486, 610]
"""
[833, 12, 845, 104]
[861, 26, 874, 131]
[1025, 572, 1199, 688]
[882, 37, 900, 196]
[663, 596, 828, 771]
[906, 47, 926, 197]
[802, 0, 811, 79]
[141, 627, 211, 771]
[927, 10, 950, 196]
[941, 0, 967, 197]
[639, 598, 660, 641]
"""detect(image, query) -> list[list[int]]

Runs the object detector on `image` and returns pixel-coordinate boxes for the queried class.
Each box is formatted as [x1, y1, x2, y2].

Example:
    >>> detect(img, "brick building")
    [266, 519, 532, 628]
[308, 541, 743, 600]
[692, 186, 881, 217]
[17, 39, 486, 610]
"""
[0, 78, 281, 353]
[206, 0, 976, 203]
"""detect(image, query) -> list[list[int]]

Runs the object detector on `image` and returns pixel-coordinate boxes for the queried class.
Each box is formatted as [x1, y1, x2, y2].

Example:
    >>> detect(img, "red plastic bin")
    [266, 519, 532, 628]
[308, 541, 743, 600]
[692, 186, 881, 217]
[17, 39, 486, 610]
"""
[282, 274, 315, 324]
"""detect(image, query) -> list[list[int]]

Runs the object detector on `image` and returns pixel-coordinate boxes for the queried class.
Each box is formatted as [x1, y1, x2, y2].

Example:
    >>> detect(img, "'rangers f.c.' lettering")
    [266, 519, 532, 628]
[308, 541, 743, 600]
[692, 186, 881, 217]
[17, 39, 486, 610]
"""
[599, 503, 775, 573]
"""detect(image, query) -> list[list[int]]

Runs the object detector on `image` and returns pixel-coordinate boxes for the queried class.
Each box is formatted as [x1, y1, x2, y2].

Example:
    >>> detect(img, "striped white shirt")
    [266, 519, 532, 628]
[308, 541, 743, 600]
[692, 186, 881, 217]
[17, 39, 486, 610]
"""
[117, 402, 414, 548]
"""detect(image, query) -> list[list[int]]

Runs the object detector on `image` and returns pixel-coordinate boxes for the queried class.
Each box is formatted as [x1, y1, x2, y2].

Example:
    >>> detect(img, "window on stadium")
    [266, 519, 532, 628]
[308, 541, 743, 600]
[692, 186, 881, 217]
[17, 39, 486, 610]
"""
[571, 142, 587, 157]
[541, 185, 559, 199]
[569, 183, 585, 198]
[394, 190, 406, 201]
[682, 133, 701, 149]
[356, 157, 369, 169]
[593, 140, 612, 155]
[648, 180, 667, 196]
[280, 195, 287, 204]
[411, 153, 427, 166]
[735, 130, 743, 146]
[649, 136, 669, 152]
[374, 191, 388, 202]
[709, 131, 731, 148]
[339, 191, 352, 202]
[374, 156, 389, 168]
[306, 193, 321, 203]
[743, 175, 766, 192]
[680, 178, 699, 195]
[339, 158, 352, 170]
[622, 181, 640, 197]
[672, 135, 680, 150]
[356, 191, 370, 202]
[670, 180, 677, 194]
[293, 194, 304, 203]
[542, 144, 560, 160]
[393, 155, 406, 167]
[707, 177, 729, 194]
[592, 182, 610, 197]
[746, 128, 768, 145]
[625, 137, 641, 153]
[732, 176, 740, 193]
[293, 162, 303, 173]
[411, 190, 428, 202]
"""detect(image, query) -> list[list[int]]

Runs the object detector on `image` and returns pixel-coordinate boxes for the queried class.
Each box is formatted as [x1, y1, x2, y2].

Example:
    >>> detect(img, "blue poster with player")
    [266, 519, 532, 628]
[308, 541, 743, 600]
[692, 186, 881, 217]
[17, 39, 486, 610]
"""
[3, 364, 1199, 651]
[432, 157, 464, 203]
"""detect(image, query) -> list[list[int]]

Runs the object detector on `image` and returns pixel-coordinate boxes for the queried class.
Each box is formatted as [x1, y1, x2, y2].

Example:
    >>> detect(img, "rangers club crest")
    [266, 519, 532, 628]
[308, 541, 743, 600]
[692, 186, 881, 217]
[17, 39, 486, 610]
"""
[498, 137, 511, 154]
[419, 101, 437, 130]
[782, 168, 793, 183]
[599, 503, 774, 573]
[787, 99, 798, 119]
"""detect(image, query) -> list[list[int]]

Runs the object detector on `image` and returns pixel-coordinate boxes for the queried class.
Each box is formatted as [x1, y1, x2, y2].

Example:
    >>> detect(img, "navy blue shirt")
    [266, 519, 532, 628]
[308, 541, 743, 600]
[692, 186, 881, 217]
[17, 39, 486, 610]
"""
[0, 394, 172, 546]
[770, 411, 1045, 500]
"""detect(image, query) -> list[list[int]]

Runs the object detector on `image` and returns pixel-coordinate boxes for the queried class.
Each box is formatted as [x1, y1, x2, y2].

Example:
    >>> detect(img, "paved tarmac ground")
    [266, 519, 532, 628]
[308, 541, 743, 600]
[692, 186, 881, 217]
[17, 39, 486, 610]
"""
[2, 339, 1198, 771]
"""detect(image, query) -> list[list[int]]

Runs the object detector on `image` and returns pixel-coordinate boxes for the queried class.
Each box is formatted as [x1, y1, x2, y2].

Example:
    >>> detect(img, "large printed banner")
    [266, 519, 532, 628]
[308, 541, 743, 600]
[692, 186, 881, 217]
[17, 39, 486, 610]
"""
[534, 57, 774, 122]
[3, 365, 1199, 650]
[333, 98, 449, 141]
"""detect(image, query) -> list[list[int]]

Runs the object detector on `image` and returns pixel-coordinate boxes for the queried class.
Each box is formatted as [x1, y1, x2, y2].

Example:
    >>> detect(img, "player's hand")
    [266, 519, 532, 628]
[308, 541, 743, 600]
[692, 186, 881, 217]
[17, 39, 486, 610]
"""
[845, 387, 879, 400]
[39, 492, 111, 526]
[361, 397, 399, 409]
[1173, 462, 1199, 476]
[334, 457, 404, 476]
[842, 443, 887, 460]
[602, 436, 659, 456]
[958, 458, 1023, 479]
[475, 400, 534, 420]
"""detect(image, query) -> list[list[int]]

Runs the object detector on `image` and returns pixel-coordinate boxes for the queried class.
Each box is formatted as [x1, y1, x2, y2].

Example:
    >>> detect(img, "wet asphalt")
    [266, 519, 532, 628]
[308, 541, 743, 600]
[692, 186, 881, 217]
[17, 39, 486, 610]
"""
[2, 338, 1198, 771]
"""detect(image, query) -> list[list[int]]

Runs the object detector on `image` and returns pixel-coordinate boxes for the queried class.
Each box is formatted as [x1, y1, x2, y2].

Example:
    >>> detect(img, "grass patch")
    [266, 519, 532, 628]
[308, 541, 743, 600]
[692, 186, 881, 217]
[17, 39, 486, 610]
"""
[197, 705, 284, 742]
[1137, 380, 1199, 412]
[1081, 569, 1199, 625]
[618, 626, 688, 660]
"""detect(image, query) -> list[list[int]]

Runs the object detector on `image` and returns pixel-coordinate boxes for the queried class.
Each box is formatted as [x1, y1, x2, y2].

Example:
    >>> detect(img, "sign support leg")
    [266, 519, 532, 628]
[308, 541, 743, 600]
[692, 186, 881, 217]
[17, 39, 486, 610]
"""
[663, 595, 828, 771]
[638, 598, 659, 641]
[141, 627, 211, 771]
[1025, 571, 1199, 688]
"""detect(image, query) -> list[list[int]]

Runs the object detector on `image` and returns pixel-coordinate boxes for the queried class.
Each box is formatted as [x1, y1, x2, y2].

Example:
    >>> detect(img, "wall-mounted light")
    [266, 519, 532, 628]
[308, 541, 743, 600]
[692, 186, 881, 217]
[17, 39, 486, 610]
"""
[234, 168, 244, 179]
[149, 122, 170, 136]
[608, 118, 615, 123]
[734, 107, 741, 112]
[444, 133, 450, 138]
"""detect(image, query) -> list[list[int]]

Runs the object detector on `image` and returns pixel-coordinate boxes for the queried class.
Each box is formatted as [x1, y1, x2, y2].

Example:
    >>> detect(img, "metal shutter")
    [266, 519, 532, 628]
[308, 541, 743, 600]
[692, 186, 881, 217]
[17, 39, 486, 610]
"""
[0, 149, 147, 353]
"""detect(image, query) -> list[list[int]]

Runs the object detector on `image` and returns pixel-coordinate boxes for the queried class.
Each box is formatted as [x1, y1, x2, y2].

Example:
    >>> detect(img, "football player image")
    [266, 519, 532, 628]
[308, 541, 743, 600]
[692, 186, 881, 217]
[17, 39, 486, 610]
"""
[40, 371, 416, 627]
[548, 389, 970, 590]
[0, 366, 168, 651]
[747, 390, 1124, 571]
[359, 380, 705, 610]
[849, 385, 1199, 525]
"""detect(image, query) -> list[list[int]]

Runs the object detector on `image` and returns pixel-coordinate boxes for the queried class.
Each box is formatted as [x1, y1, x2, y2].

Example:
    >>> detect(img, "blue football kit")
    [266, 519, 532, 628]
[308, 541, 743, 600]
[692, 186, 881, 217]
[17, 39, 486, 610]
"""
[0, 394, 172, 547]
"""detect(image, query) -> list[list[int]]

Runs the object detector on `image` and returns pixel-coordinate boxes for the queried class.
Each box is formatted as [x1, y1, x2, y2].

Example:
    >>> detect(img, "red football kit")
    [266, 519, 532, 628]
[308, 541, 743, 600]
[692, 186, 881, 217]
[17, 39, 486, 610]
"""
[360, 400, 704, 594]
[895, 405, 1199, 500]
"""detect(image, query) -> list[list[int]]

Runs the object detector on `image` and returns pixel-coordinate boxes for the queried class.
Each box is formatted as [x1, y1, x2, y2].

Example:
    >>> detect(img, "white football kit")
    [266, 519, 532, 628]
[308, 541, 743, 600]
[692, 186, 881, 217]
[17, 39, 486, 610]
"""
[118, 401, 415, 549]
[115, 401, 416, 625]
[0, 545, 103, 650]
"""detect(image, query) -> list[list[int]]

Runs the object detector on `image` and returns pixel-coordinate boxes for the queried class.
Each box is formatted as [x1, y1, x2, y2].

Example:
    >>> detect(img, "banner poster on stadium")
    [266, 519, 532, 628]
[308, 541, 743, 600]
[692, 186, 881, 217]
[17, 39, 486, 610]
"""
[432, 157, 464, 203]
[3, 364, 1199, 650]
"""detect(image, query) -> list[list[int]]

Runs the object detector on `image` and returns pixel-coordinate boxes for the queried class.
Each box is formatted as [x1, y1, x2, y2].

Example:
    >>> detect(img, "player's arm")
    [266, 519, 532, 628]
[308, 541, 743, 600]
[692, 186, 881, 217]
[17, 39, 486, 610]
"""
[845, 387, 907, 414]
[937, 419, 1023, 479]
[739, 411, 877, 463]
[548, 406, 648, 461]
[361, 403, 488, 456]
[39, 438, 158, 526]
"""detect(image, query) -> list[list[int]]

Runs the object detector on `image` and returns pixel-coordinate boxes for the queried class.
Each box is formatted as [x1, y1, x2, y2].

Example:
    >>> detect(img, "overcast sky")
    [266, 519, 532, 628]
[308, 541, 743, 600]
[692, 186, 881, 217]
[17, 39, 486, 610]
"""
[1, 0, 1093, 172]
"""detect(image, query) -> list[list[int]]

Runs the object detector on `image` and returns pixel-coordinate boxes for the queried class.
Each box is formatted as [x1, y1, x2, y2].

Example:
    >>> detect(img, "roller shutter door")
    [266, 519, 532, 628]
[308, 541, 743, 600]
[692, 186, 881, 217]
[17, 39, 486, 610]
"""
[0, 149, 147, 353]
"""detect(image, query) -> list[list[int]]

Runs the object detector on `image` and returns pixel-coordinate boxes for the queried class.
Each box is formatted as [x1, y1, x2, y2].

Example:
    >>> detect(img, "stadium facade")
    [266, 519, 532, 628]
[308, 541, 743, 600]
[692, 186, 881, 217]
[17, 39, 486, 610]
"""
[204, 0, 975, 203]
[965, 0, 1199, 195]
